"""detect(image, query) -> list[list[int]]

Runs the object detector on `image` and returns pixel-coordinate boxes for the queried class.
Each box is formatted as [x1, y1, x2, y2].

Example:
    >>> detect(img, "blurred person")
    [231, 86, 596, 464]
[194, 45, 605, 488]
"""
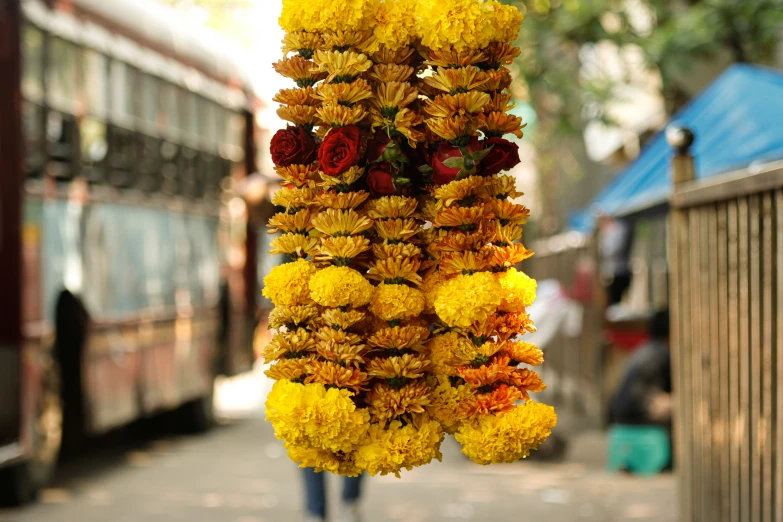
[609, 309, 672, 427]
[597, 213, 632, 306]
[302, 468, 363, 522]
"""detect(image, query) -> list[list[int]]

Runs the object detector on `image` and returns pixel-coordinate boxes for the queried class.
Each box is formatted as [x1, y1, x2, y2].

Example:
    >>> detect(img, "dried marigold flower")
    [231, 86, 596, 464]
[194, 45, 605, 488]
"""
[316, 190, 370, 210]
[312, 208, 374, 237]
[367, 381, 432, 422]
[317, 236, 372, 264]
[312, 50, 373, 82]
[274, 86, 319, 107]
[368, 257, 423, 285]
[424, 49, 485, 69]
[423, 92, 491, 118]
[366, 63, 415, 84]
[425, 115, 480, 141]
[314, 79, 374, 106]
[268, 209, 315, 235]
[275, 164, 320, 187]
[424, 66, 487, 94]
[317, 103, 368, 127]
[367, 325, 430, 350]
[374, 218, 420, 243]
[277, 105, 321, 127]
[366, 196, 419, 220]
[366, 353, 431, 380]
[273, 56, 326, 87]
[269, 233, 320, 258]
[478, 111, 526, 139]
[306, 361, 368, 393]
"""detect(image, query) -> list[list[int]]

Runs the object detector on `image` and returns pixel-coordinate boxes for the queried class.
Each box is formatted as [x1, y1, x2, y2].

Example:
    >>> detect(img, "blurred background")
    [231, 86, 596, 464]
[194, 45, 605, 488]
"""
[1, 0, 783, 521]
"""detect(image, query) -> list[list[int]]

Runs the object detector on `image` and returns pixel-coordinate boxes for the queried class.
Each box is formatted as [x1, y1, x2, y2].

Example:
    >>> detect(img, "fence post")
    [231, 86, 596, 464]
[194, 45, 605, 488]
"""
[667, 124, 695, 521]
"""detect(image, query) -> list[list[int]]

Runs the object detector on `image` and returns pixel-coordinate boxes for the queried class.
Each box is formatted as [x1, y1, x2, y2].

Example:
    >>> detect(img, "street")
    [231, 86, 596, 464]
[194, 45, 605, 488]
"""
[0, 368, 678, 522]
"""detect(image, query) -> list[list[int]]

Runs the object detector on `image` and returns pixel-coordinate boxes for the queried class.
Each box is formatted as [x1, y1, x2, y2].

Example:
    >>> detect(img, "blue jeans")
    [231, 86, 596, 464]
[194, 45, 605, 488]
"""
[302, 467, 363, 518]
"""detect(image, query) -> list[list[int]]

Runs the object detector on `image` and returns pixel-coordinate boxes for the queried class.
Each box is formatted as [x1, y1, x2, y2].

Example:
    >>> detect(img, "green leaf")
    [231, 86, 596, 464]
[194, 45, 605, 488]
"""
[472, 145, 494, 163]
[441, 157, 464, 169]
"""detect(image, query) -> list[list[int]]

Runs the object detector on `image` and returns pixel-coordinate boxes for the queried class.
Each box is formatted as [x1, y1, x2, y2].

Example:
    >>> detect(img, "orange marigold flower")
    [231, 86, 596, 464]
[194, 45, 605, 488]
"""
[371, 46, 416, 66]
[373, 81, 419, 111]
[370, 107, 425, 146]
[458, 384, 523, 419]
[484, 243, 535, 270]
[274, 86, 319, 107]
[372, 243, 423, 260]
[366, 64, 415, 84]
[438, 251, 490, 277]
[487, 199, 530, 226]
[312, 50, 373, 82]
[425, 115, 479, 141]
[431, 176, 487, 207]
[262, 328, 317, 362]
[317, 236, 372, 264]
[468, 311, 536, 342]
[269, 233, 320, 258]
[488, 222, 523, 246]
[507, 368, 547, 399]
[265, 358, 313, 381]
[281, 31, 325, 58]
[267, 209, 314, 235]
[483, 92, 515, 114]
[320, 309, 366, 331]
[366, 196, 419, 220]
[317, 341, 369, 366]
[433, 205, 488, 230]
[306, 361, 368, 392]
[367, 353, 431, 380]
[316, 190, 370, 210]
[317, 103, 368, 127]
[476, 68, 512, 92]
[485, 174, 523, 199]
[457, 359, 515, 388]
[275, 164, 320, 188]
[277, 105, 321, 127]
[423, 92, 491, 119]
[374, 218, 420, 242]
[314, 79, 374, 106]
[424, 49, 485, 68]
[367, 381, 432, 422]
[268, 304, 320, 330]
[368, 257, 422, 285]
[503, 341, 544, 366]
[424, 66, 487, 94]
[367, 326, 431, 350]
[479, 111, 526, 139]
[312, 209, 374, 237]
[273, 56, 326, 87]
[483, 42, 521, 69]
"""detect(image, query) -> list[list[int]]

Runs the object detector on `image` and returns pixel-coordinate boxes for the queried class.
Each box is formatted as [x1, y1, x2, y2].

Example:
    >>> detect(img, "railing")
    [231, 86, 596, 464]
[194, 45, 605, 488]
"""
[670, 132, 783, 521]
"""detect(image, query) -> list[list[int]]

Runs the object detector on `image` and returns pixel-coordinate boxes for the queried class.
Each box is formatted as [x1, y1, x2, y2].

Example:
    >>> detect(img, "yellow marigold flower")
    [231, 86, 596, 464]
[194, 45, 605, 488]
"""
[367, 325, 430, 350]
[277, 105, 321, 127]
[268, 209, 314, 235]
[368, 258, 422, 285]
[484, 243, 534, 270]
[369, 283, 426, 322]
[312, 208, 373, 237]
[286, 445, 362, 477]
[317, 236, 372, 265]
[306, 360, 369, 392]
[426, 331, 468, 376]
[424, 92, 491, 118]
[458, 384, 523, 419]
[485, 174, 523, 199]
[314, 79, 373, 106]
[316, 103, 368, 127]
[354, 419, 444, 477]
[419, 270, 446, 315]
[322, 30, 377, 53]
[488, 199, 530, 226]
[265, 380, 370, 453]
[488, 222, 524, 245]
[281, 0, 379, 34]
[281, 31, 325, 59]
[454, 401, 557, 465]
[476, 68, 513, 93]
[275, 164, 320, 188]
[487, 0, 524, 43]
[313, 50, 373, 82]
[273, 56, 327, 87]
[432, 205, 487, 230]
[425, 49, 486, 69]
[434, 272, 502, 328]
[269, 233, 320, 258]
[309, 266, 374, 308]
[424, 66, 486, 94]
[373, 82, 418, 111]
[265, 358, 312, 381]
[479, 111, 526, 139]
[268, 304, 320, 330]
[279, 0, 306, 33]
[449, 340, 505, 367]
[368, 380, 432, 422]
[485, 42, 521, 69]
[370, 107, 425, 147]
[497, 268, 537, 313]
[262, 328, 317, 362]
[366, 64, 415, 84]
[262, 258, 317, 306]
[372, 243, 423, 261]
[426, 375, 472, 433]
[372, 0, 418, 50]
[317, 341, 368, 366]
[315, 326, 364, 347]
[316, 190, 370, 210]
[371, 46, 416, 66]
[366, 353, 430, 380]
[271, 185, 317, 211]
[374, 218, 420, 243]
[484, 92, 515, 114]
[417, 0, 494, 52]
[504, 341, 544, 366]
[320, 309, 366, 331]
[318, 166, 366, 190]
[439, 251, 491, 277]
[273, 87, 319, 107]
[425, 115, 480, 141]
[431, 176, 487, 207]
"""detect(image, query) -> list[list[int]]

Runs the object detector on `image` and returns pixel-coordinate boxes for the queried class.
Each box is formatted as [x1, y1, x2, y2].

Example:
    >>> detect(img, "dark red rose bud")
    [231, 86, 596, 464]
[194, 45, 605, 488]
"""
[270, 126, 317, 167]
[480, 137, 521, 175]
[367, 130, 391, 163]
[367, 162, 397, 196]
[317, 125, 362, 176]
[431, 137, 481, 185]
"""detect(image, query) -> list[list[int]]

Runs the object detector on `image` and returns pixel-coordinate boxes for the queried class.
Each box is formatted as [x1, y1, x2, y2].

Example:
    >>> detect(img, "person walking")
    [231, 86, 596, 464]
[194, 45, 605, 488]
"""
[302, 468, 363, 522]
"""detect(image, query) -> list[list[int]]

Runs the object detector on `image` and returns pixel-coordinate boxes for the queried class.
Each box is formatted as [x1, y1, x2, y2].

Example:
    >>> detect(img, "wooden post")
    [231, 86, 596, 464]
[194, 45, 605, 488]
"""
[667, 124, 695, 522]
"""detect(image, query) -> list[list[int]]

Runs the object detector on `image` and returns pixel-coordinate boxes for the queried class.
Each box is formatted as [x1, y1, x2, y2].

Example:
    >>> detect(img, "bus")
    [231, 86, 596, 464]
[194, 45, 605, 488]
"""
[0, 0, 265, 503]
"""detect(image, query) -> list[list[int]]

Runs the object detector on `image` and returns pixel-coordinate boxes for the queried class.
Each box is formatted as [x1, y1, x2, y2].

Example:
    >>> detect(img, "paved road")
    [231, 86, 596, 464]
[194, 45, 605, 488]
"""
[0, 370, 678, 522]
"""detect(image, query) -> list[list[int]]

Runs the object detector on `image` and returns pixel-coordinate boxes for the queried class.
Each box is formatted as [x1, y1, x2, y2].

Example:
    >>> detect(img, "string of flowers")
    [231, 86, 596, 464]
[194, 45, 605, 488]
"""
[260, 0, 556, 477]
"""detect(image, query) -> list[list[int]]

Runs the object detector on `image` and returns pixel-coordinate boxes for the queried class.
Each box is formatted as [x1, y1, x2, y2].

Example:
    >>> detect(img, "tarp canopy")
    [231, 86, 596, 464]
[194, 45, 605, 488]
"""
[570, 64, 783, 233]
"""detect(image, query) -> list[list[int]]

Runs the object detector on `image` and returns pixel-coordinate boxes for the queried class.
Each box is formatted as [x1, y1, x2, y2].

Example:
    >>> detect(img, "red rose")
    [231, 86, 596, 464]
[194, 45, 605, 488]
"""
[431, 137, 481, 185]
[270, 126, 316, 167]
[367, 162, 397, 196]
[480, 137, 521, 175]
[367, 130, 391, 163]
[318, 125, 362, 176]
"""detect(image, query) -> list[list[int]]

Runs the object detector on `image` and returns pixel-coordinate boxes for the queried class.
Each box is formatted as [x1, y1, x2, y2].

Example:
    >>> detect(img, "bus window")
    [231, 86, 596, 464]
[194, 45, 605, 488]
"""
[110, 61, 135, 126]
[80, 119, 108, 183]
[22, 102, 46, 176]
[83, 50, 108, 120]
[142, 74, 158, 131]
[47, 38, 77, 113]
[175, 86, 190, 135]
[21, 23, 44, 103]
[160, 82, 178, 134]
[188, 92, 200, 139]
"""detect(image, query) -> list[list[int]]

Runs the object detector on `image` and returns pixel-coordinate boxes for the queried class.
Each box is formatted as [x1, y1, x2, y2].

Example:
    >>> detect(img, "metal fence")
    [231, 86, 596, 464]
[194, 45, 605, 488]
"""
[670, 159, 783, 522]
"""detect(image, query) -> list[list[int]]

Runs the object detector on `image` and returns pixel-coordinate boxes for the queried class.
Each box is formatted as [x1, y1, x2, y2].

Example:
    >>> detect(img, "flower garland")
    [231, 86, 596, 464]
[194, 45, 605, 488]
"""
[262, 0, 556, 477]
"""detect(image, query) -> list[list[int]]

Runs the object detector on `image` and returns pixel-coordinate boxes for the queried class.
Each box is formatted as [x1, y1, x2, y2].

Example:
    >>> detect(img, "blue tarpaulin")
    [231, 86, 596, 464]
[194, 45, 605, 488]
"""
[570, 64, 783, 233]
